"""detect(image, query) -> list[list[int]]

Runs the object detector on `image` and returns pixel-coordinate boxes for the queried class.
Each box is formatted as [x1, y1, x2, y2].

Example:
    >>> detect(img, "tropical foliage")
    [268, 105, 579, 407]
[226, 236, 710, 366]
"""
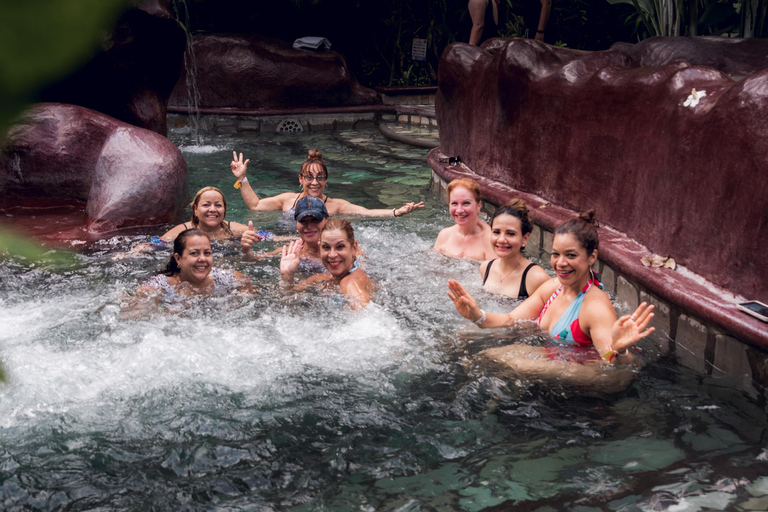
[607, 0, 767, 38]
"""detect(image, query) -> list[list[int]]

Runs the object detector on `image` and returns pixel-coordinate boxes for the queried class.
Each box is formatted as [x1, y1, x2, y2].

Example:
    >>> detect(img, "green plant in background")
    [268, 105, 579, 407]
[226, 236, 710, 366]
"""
[498, 13, 528, 38]
[607, 0, 765, 38]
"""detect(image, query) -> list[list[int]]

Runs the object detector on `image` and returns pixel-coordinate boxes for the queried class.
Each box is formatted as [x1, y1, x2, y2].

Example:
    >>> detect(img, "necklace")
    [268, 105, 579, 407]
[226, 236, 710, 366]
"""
[498, 258, 523, 283]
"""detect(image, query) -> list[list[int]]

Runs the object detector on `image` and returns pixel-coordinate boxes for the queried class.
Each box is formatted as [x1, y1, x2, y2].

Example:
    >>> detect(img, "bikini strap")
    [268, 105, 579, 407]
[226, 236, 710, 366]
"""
[292, 194, 302, 210]
[482, 259, 496, 285]
[518, 262, 536, 298]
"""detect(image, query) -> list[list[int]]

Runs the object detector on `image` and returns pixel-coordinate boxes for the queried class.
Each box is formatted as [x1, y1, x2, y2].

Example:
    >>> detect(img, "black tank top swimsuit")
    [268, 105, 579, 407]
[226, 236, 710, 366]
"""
[482, 260, 536, 299]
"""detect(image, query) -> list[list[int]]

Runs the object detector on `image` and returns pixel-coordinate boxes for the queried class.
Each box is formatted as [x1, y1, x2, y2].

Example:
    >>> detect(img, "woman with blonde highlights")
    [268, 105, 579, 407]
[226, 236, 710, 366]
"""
[279, 218, 373, 308]
[161, 186, 249, 241]
[230, 149, 424, 218]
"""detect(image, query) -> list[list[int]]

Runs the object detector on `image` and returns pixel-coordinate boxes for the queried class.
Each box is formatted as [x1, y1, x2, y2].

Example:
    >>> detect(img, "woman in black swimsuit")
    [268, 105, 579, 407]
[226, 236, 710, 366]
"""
[479, 199, 550, 299]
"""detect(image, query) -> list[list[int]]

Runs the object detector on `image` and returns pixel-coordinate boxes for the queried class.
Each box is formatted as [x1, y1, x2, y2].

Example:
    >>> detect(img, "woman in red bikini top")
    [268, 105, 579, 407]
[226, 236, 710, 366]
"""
[448, 210, 655, 365]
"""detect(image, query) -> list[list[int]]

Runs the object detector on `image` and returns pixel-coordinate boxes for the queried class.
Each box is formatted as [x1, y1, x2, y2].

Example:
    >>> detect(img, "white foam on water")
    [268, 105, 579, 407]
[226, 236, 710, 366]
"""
[179, 144, 226, 154]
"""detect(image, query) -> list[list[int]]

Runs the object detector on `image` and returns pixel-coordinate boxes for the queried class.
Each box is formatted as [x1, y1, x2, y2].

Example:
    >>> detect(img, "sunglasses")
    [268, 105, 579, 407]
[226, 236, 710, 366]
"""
[438, 156, 462, 165]
[301, 174, 328, 183]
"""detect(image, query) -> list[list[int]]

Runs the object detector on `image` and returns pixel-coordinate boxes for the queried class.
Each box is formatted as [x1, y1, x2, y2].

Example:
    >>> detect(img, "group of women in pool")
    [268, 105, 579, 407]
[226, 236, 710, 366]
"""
[133, 149, 655, 368]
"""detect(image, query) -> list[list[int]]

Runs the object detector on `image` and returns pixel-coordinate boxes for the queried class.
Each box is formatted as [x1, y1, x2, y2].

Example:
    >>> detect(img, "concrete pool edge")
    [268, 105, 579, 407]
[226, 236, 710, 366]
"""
[427, 148, 768, 393]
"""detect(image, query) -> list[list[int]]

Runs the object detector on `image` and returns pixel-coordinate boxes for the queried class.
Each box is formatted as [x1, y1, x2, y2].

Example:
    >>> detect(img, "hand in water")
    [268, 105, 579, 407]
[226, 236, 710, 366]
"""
[241, 221, 258, 253]
[394, 201, 425, 217]
[230, 151, 250, 180]
[447, 280, 482, 322]
[280, 239, 304, 278]
[611, 302, 655, 353]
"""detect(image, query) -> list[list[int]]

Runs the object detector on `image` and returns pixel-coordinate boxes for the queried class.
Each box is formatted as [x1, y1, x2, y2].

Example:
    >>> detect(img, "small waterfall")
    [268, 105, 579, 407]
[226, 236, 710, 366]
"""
[172, 0, 203, 145]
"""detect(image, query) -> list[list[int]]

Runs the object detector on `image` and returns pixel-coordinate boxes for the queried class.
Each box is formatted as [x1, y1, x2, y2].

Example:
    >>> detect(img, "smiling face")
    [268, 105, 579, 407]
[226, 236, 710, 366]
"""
[296, 216, 328, 245]
[550, 233, 597, 286]
[491, 213, 530, 259]
[319, 228, 357, 278]
[174, 235, 213, 285]
[448, 186, 481, 226]
[194, 190, 226, 230]
[299, 161, 328, 197]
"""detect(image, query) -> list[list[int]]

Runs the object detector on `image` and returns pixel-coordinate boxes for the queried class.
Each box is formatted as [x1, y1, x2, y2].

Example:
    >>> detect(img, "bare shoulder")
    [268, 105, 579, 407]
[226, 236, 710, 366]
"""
[434, 225, 456, 246]
[526, 264, 551, 285]
[161, 223, 187, 240]
[534, 277, 560, 299]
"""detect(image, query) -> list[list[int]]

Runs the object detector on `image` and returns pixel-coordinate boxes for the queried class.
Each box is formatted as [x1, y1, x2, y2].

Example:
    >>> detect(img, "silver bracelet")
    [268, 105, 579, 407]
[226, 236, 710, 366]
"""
[240, 176, 248, 184]
[392, 207, 399, 218]
[474, 310, 487, 325]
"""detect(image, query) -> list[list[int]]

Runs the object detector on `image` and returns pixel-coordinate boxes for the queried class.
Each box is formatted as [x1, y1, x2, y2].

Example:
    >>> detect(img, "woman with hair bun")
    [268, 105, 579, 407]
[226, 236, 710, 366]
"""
[448, 210, 655, 369]
[230, 149, 424, 218]
[480, 199, 549, 299]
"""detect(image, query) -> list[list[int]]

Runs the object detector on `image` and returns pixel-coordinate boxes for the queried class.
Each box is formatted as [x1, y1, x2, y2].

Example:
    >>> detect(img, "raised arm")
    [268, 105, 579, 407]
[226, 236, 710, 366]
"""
[230, 151, 290, 211]
[584, 299, 655, 365]
[336, 198, 425, 218]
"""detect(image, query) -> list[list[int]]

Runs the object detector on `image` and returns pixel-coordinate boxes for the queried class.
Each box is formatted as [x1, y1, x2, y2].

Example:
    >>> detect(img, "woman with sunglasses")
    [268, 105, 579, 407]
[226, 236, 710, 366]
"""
[230, 149, 424, 218]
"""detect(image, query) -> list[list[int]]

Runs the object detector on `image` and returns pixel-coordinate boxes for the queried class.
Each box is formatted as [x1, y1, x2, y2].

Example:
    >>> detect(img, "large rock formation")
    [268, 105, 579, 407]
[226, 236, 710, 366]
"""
[169, 34, 380, 110]
[436, 37, 768, 299]
[0, 103, 188, 239]
[612, 36, 768, 77]
[39, 0, 186, 135]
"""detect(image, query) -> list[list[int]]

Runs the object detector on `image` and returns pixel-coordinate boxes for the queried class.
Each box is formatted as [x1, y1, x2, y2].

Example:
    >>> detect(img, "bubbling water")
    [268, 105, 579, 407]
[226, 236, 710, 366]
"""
[1, 130, 766, 510]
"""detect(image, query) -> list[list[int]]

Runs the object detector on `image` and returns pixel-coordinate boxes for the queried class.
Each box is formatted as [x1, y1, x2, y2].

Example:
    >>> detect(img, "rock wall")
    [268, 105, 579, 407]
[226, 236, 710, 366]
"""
[436, 37, 768, 299]
[0, 103, 188, 238]
[39, 0, 186, 135]
[169, 34, 379, 109]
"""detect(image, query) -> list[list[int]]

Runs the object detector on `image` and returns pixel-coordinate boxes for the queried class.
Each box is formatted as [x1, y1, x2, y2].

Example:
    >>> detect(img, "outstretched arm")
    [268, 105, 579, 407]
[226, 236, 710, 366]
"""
[337, 199, 425, 218]
[447, 279, 551, 328]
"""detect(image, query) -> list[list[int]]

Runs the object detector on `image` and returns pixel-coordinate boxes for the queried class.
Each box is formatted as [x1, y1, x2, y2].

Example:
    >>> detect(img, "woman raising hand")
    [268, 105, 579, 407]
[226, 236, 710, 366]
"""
[230, 149, 424, 218]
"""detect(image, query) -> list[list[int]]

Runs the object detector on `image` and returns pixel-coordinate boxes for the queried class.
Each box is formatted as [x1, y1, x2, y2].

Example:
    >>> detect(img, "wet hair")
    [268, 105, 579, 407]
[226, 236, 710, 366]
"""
[190, 186, 232, 236]
[554, 209, 599, 255]
[446, 178, 481, 202]
[491, 198, 533, 235]
[300, 149, 328, 178]
[321, 218, 355, 244]
[163, 229, 210, 276]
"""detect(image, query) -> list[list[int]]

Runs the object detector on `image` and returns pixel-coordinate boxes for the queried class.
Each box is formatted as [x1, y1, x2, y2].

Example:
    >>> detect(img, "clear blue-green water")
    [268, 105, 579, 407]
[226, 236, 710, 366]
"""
[0, 127, 767, 511]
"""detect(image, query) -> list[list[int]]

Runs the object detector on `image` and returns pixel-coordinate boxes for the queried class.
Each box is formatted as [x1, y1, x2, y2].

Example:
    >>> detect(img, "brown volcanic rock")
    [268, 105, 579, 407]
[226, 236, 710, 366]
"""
[0, 103, 187, 239]
[39, 0, 186, 135]
[436, 37, 768, 299]
[169, 34, 380, 109]
[611, 36, 768, 77]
